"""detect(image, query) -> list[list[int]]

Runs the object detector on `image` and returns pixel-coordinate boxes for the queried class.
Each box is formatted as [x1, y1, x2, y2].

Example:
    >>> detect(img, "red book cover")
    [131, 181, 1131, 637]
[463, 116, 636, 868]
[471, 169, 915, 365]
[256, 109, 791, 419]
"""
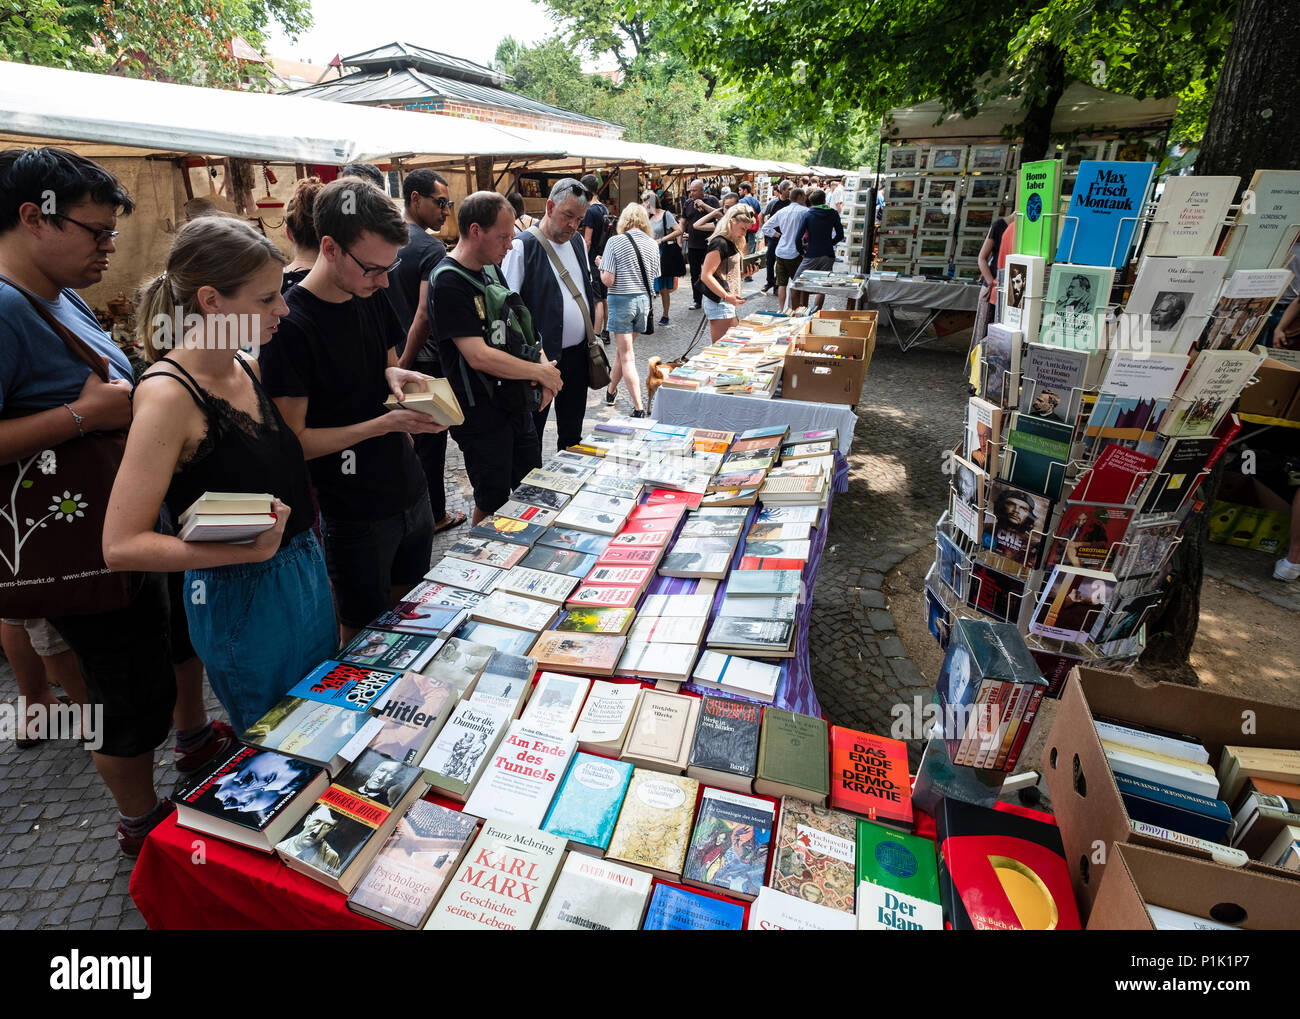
[1070, 443, 1157, 505]
[829, 726, 913, 828]
[1003, 686, 1046, 772]
[641, 491, 701, 509]
[1043, 503, 1133, 571]
[739, 556, 805, 572]
[595, 545, 663, 567]
[617, 518, 675, 538]
[1206, 412, 1240, 471]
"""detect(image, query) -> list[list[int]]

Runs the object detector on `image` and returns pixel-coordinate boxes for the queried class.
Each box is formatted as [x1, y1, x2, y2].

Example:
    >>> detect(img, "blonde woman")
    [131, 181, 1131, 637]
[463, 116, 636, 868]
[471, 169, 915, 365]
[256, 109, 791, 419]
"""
[699, 205, 754, 340]
[600, 202, 660, 417]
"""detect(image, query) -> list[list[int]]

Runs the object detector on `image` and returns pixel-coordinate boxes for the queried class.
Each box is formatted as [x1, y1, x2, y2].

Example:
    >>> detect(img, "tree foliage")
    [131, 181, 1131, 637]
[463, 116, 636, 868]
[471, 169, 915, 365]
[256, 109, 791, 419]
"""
[0, 0, 312, 88]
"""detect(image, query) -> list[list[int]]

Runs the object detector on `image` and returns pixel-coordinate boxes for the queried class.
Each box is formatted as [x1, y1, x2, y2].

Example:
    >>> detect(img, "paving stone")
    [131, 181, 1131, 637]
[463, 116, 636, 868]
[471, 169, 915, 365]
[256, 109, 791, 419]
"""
[878, 635, 907, 658]
[867, 609, 896, 632]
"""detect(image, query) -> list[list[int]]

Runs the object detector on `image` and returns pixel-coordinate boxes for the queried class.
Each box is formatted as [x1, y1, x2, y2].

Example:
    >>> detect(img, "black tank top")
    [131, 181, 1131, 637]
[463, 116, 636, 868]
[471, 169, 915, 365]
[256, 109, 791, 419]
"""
[140, 356, 313, 542]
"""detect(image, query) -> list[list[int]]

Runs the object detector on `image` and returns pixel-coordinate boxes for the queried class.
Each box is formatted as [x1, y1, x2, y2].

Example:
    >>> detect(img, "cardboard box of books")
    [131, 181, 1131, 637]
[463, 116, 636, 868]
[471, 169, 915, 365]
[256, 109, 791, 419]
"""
[782, 320, 875, 405]
[1043, 666, 1300, 919]
[1087, 842, 1300, 930]
[1238, 356, 1300, 421]
[1208, 473, 1291, 553]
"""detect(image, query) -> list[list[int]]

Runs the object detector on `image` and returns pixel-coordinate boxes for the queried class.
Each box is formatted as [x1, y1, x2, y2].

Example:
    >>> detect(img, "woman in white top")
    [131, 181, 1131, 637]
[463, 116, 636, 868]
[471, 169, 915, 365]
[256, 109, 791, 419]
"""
[599, 203, 660, 417]
[643, 190, 683, 325]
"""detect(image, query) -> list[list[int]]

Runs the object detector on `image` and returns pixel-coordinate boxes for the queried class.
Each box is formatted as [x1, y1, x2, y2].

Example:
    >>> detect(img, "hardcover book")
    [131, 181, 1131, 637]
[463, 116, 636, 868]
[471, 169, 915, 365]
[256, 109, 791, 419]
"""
[1056, 160, 1156, 268]
[346, 800, 478, 930]
[536, 853, 653, 930]
[241, 696, 369, 775]
[529, 631, 627, 676]
[174, 744, 328, 853]
[829, 727, 913, 829]
[541, 752, 635, 854]
[572, 680, 641, 755]
[620, 689, 702, 773]
[687, 695, 762, 792]
[855, 819, 942, 930]
[754, 709, 830, 804]
[423, 820, 566, 931]
[444, 535, 528, 570]
[682, 787, 776, 900]
[747, 886, 857, 930]
[605, 769, 701, 880]
[274, 748, 427, 893]
[769, 797, 858, 914]
[417, 698, 511, 800]
[641, 882, 744, 930]
[462, 721, 577, 828]
[520, 671, 591, 735]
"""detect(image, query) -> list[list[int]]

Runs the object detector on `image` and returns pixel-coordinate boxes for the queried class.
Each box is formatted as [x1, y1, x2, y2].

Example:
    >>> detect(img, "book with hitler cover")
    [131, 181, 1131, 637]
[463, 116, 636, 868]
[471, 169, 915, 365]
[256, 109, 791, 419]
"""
[343, 670, 456, 769]
[829, 727, 912, 829]
[174, 744, 329, 853]
[423, 820, 566, 931]
[769, 797, 858, 914]
[274, 748, 427, 893]
[346, 800, 478, 930]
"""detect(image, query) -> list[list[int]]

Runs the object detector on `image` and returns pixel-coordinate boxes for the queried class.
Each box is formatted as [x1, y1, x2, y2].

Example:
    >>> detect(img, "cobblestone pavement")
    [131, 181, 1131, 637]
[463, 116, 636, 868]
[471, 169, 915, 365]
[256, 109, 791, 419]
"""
[1, 273, 1291, 929]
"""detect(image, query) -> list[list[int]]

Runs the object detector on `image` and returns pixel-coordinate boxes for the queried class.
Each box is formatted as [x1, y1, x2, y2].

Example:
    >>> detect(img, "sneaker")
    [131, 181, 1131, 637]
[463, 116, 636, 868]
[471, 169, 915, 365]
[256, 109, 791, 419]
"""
[605, 390, 617, 406]
[116, 798, 175, 858]
[658, 316, 669, 325]
[599, 331, 611, 345]
[174, 719, 238, 775]
[631, 409, 650, 419]
[1274, 558, 1300, 582]
[689, 303, 702, 311]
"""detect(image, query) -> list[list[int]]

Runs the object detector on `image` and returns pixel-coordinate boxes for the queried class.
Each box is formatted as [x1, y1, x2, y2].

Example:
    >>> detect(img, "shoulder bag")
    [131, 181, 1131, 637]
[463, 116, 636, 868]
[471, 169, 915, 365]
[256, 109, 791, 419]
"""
[628, 233, 657, 336]
[528, 226, 610, 390]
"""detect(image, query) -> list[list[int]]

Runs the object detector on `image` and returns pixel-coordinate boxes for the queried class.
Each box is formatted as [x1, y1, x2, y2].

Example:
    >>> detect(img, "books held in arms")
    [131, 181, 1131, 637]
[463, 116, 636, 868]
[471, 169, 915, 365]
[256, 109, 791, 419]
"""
[176, 491, 275, 542]
[384, 376, 464, 425]
[174, 744, 328, 853]
[273, 748, 427, 893]
[346, 800, 478, 929]
[424, 820, 566, 930]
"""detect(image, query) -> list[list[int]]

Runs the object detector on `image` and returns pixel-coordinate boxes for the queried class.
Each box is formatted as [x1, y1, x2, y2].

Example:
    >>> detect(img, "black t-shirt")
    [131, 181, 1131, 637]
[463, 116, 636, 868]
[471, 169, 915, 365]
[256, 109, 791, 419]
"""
[258, 286, 425, 521]
[583, 202, 610, 259]
[682, 195, 721, 250]
[987, 217, 1010, 267]
[388, 221, 447, 364]
[281, 267, 309, 294]
[763, 197, 790, 219]
[706, 236, 739, 295]
[429, 256, 502, 429]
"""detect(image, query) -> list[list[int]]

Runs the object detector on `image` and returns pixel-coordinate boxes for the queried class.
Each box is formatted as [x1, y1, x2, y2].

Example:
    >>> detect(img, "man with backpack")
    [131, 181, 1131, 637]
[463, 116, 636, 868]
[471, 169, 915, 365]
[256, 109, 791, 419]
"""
[431, 191, 562, 522]
[502, 178, 598, 451]
[580, 174, 613, 345]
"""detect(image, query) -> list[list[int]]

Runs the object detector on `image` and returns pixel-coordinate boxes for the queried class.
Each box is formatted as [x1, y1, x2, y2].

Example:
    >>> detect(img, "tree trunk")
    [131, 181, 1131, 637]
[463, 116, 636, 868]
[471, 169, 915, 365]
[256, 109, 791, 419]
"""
[1017, 43, 1067, 162]
[1141, 0, 1300, 677]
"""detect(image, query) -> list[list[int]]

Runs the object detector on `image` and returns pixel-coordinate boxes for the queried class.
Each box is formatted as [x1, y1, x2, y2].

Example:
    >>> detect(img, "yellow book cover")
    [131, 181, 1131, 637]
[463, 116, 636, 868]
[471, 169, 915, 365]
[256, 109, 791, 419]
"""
[605, 770, 699, 878]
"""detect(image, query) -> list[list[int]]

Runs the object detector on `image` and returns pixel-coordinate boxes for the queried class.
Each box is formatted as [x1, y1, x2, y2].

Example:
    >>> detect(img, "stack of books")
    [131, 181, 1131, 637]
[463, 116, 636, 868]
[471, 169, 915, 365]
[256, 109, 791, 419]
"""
[176, 491, 275, 542]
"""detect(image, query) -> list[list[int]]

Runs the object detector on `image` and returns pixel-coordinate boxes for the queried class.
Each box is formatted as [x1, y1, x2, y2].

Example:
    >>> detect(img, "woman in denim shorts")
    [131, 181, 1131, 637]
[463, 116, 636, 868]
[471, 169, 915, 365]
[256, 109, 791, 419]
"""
[600, 203, 661, 417]
[700, 204, 755, 341]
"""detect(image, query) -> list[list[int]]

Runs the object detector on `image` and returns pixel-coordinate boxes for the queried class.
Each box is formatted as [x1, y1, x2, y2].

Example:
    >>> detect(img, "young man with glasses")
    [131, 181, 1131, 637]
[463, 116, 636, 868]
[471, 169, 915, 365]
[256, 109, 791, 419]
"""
[261, 177, 447, 643]
[390, 169, 465, 536]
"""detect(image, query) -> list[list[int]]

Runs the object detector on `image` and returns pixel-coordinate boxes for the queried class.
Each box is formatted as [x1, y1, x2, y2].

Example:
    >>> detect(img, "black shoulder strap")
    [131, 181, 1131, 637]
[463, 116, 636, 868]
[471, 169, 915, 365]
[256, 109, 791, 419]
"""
[136, 366, 209, 414]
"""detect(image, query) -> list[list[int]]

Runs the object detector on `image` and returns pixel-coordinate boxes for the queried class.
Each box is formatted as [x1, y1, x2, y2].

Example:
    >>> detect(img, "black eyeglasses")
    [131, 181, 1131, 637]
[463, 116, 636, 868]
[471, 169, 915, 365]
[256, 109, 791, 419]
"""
[51, 214, 119, 245]
[342, 247, 401, 278]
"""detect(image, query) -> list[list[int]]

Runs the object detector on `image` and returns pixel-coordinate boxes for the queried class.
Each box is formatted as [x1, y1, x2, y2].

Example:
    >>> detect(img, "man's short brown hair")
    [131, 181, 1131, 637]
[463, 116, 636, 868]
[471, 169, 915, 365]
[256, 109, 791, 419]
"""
[313, 177, 406, 249]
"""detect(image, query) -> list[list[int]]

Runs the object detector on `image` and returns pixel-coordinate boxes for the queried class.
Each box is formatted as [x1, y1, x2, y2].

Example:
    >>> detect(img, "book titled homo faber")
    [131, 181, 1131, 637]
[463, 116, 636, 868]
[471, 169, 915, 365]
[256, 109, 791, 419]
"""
[1056, 160, 1156, 267]
[424, 820, 566, 931]
[541, 752, 634, 854]
[462, 721, 577, 828]
[855, 819, 942, 930]
[537, 853, 653, 931]
[1016, 159, 1062, 261]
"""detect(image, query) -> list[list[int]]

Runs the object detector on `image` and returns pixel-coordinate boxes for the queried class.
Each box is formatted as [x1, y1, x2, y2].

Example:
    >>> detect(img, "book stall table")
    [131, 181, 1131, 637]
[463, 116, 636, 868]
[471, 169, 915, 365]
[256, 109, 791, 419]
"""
[788, 275, 868, 312]
[128, 453, 849, 930]
[655, 387, 859, 457]
[862, 276, 983, 352]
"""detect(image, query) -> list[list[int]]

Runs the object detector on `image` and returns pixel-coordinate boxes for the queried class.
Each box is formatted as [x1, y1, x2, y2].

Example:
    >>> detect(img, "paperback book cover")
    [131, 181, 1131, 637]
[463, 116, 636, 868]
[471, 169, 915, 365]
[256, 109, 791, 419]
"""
[1219, 169, 1300, 273]
[1124, 255, 1229, 355]
[418, 636, 495, 700]
[529, 631, 627, 676]
[241, 696, 369, 775]
[1056, 160, 1156, 267]
[462, 721, 578, 828]
[981, 324, 1022, 408]
[520, 545, 597, 578]
[444, 535, 528, 570]
[1044, 503, 1133, 571]
[1160, 348, 1265, 438]
[371, 601, 464, 640]
[1020, 343, 1087, 426]
[983, 479, 1052, 571]
[1069, 442, 1157, 506]
[1083, 350, 1186, 452]
[496, 499, 561, 527]
[468, 589, 559, 632]
[1016, 159, 1062, 261]
[641, 883, 744, 930]
[424, 557, 503, 593]
[417, 698, 511, 800]
[339, 629, 443, 673]
[537, 854, 653, 931]
[470, 651, 535, 718]
[536, 526, 612, 557]
[494, 565, 580, 604]
[769, 797, 858, 914]
[966, 560, 1027, 624]
[1199, 269, 1293, 350]
[541, 752, 635, 853]
[605, 770, 701, 880]
[572, 680, 641, 754]
[1041, 263, 1113, 353]
[855, 819, 942, 930]
[747, 886, 857, 930]
[554, 606, 637, 635]
[1029, 565, 1118, 644]
[520, 671, 591, 735]
[690, 650, 783, 704]
[829, 727, 913, 829]
[1145, 175, 1239, 257]
[1002, 412, 1072, 500]
[1139, 436, 1220, 515]
[682, 787, 775, 900]
[398, 579, 485, 612]
[346, 800, 478, 930]
[350, 670, 457, 768]
[288, 660, 399, 713]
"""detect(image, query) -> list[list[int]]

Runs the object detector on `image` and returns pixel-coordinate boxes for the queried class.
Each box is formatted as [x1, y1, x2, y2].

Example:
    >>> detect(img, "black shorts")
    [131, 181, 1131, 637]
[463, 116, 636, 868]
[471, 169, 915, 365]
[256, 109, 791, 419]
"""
[321, 497, 435, 629]
[589, 266, 608, 301]
[48, 572, 178, 758]
[453, 409, 542, 516]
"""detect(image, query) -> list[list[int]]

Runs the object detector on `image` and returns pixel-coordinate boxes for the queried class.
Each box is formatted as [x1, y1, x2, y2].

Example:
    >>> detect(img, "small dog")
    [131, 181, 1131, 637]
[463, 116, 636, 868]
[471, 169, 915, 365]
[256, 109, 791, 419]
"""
[646, 355, 679, 409]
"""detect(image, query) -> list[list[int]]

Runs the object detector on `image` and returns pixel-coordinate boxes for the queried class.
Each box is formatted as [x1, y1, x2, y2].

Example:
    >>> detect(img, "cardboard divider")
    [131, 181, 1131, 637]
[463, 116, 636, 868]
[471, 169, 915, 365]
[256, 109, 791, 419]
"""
[782, 317, 876, 405]
[1043, 666, 1300, 920]
[1088, 842, 1300, 930]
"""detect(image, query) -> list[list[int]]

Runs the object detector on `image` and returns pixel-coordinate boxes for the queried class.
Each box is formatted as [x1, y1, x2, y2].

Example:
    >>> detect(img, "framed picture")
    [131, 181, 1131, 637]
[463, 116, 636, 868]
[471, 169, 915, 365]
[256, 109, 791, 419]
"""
[518, 178, 542, 198]
[969, 145, 1009, 172]
[917, 234, 952, 260]
[1062, 139, 1106, 171]
[953, 260, 981, 281]
[884, 176, 920, 201]
[927, 145, 967, 172]
[914, 259, 949, 278]
[923, 176, 960, 201]
[881, 202, 918, 230]
[966, 175, 1006, 203]
[957, 233, 986, 260]
[919, 204, 954, 234]
[1060, 174, 1077, 198]
[1108, 135, 1162, 162]
[960, 204, 998, 233]
[886, 145, 921, 173]
[876, 261, 913, 275]
[879, 234, 913, 259]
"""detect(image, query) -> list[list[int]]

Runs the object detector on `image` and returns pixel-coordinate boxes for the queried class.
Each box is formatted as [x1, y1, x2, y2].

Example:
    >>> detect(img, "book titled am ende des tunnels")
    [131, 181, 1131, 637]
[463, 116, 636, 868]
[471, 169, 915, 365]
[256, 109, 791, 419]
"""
[423, 820, 566, 931]
[462, 721, 577, 829]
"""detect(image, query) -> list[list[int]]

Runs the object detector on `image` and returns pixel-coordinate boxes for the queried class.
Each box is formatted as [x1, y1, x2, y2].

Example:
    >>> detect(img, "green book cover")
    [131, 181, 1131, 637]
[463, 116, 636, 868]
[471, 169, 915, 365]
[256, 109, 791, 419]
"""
[756, 709, 830, 800]
[1005, 413, 1072, 500]
[855, 819, 943, 930]
[1017, 159, 1062, 261]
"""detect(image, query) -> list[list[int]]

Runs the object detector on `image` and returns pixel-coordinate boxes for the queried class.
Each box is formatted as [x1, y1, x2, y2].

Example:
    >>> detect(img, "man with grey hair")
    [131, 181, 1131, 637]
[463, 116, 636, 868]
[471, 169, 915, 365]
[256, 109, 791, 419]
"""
[681, 177, 722, 309]
[502, 178, 597, 449]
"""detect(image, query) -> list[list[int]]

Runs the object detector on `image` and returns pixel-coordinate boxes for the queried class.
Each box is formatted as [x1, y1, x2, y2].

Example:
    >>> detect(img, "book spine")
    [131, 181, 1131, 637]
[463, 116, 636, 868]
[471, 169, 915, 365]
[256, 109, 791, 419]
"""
[1003, 686, 1046, 773]
[1111, 771, 1230, 819]
[1094, 720, 1210, 765]
[1104, 747, 1221, 800]
[974, 683, 1010, 770]
[991, 684, 1028, 772]
[951, 684, 991, 767]
[1099, 739, 1216, 776]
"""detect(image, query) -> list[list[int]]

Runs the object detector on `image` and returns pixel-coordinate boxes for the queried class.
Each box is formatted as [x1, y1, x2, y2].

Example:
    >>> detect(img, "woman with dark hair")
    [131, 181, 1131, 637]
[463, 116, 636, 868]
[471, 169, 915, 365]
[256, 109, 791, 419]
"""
[507, 191, 536, 234]
[282, 175, 324, 292]
[102, 216, 336, 733]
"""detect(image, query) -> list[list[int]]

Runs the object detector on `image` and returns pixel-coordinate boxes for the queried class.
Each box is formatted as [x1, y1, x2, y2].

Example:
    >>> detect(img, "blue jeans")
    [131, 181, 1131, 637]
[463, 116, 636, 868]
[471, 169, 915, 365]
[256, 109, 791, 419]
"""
[185, 529, 337, 732]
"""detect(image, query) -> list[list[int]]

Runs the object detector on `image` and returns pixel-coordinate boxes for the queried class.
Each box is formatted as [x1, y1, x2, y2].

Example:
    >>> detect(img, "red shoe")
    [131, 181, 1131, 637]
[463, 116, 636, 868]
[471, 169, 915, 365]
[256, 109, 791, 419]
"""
[116, 798, 175, 858]
[174, 720, 238, 774]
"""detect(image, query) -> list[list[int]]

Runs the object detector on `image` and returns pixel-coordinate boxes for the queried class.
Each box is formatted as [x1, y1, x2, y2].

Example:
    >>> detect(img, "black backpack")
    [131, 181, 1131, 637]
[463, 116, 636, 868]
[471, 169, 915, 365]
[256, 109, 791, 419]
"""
[589, 202, 617, 258]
